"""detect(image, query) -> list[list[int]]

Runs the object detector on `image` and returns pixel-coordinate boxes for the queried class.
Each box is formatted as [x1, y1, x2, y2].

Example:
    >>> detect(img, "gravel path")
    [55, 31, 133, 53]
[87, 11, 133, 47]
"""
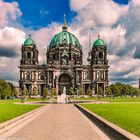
[8, 104, 109, 140]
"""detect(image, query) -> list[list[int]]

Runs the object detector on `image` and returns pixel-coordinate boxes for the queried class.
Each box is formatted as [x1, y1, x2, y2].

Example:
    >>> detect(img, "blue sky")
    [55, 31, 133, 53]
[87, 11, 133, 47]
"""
[4, 0, 76, 29]
[4, 0, 129, 29]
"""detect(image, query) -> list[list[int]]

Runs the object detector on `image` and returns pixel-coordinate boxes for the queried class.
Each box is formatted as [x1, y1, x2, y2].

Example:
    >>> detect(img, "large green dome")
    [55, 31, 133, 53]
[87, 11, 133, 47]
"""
[24, 37, 36, 46]
[49, 15, 81, 49]
[93, 37, 105, 47]
[49, 31, 81, 49]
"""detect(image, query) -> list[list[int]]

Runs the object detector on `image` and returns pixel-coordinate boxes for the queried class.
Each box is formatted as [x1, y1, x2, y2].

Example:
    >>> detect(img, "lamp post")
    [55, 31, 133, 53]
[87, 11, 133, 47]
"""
[76, 83, 81, 97]
[48, 83, 52, 96]
[92, 82, 95, 96]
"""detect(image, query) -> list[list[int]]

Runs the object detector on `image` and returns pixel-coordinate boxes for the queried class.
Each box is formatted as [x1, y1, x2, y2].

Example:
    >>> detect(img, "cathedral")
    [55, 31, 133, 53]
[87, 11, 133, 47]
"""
[19, 17, 109, 96]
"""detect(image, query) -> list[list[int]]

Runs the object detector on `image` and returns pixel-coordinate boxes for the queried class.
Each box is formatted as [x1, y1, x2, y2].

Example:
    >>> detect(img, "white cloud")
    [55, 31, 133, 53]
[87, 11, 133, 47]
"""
[0, 0, 22, 27]
[0, 26, 25, 85]
[70, 0, 128, 27]
[0, 26, 25, 49]
[132, 0, 140, 6]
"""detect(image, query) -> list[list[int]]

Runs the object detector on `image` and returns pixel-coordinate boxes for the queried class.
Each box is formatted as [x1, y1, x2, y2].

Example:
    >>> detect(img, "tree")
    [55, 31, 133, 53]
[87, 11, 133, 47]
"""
[51, 88, 56, 97]
[106, 86, 112, 97]
[107, 83, 140, 97]
[110, 84, 120, 97]
[0, 80, 11, 99]
[86, 88, 92, 97]
[78, 87, 84, 95]
[23, 87, 29, 97]
[98, 87, 103, 100]
[42, 87, 48, 101]
[51, 88, 57, 102]
[69, 87, 75, 95]
[121, 85, 129, 96]
[33, 87, 38, 96]
[2, 85, 11, 99]
[11, 87, 18, 98]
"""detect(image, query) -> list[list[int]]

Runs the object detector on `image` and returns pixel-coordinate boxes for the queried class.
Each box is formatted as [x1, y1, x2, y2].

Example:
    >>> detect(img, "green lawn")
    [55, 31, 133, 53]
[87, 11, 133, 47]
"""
[95, 97, 140, 102]
[71, 97, 140, 102]
[0, 98, 48, 104]
[82, 103, 140, 137]
[71, 97, 96, 100]
[0, 100, 42, 123]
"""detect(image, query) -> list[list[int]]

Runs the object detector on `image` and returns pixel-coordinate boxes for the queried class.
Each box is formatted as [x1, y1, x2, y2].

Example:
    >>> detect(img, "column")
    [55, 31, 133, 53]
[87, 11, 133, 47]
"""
[81, 71, 83, 87]
[56, 82, 58, 95]
[103, 84, 105, 97]
[96, 83, 98, 95]
[83, 84, 85, 95]
[52, 71, 55, 88]
[47, 71, 49, 86]
[38, 85, 41, 95]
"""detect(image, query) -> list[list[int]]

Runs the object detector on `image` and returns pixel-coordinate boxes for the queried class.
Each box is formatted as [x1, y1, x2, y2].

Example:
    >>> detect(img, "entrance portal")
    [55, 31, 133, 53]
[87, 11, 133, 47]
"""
[58, 74, 72, 95]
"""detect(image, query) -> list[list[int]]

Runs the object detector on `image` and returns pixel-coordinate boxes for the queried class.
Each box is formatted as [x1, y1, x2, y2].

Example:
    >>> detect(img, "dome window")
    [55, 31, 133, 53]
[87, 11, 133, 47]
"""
[63, 39, 67, 44]
[27, 52, 31, 58]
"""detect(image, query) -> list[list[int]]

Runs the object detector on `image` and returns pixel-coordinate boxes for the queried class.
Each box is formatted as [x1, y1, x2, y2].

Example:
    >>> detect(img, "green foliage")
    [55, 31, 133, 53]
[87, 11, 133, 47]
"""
[86, 88, 92, 96]
[32, 87, 38, 96]
[69, 87, 75, 95]
[78, 87, 84, 95]
[0, 79, 13, 99]
[42, 87, 48, 99]
[106, 86, 112, 97]
[108, 82, 140, 97]
[23, 87, 29, 97]
[11, 88, 18, 98]
[98, 87, 103, 96]
[51, 88, 56, 97]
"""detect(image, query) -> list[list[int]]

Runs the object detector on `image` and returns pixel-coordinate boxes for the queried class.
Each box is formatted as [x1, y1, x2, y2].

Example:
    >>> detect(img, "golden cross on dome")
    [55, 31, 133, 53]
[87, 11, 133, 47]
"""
[63, 13, 67, 28]
[62, 13, 68, 31]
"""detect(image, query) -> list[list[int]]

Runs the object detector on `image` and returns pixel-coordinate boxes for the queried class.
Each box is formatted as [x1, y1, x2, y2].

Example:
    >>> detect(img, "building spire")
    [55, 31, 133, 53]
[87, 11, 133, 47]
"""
[29, 34, 31, 38]
[62, 14, 68, 31]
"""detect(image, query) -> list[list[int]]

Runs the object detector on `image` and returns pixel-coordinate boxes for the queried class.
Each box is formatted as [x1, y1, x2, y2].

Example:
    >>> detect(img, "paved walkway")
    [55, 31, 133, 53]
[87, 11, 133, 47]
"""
[8, 104, 109, 140]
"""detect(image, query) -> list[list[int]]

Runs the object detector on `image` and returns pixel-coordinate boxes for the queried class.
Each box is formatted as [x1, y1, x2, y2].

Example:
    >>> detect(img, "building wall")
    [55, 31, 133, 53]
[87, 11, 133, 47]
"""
[19, 39, 109, 96]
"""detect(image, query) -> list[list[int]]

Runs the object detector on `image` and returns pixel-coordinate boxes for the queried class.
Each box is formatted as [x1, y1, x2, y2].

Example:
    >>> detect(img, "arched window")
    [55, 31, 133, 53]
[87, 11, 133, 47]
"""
[41, 74, 45, 80]
[59, 74, 71, 82]
[26, 72, 30, 80]
[39, 72, 45, 80]
[99, 52, 103, 58]
[27, 52, 31, 58]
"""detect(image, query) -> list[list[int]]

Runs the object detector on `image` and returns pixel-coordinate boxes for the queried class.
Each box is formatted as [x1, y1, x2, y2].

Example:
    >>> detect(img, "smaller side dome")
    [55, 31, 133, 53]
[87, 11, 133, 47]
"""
[93, 35, 105, 47]
[24, 36, 36, 46]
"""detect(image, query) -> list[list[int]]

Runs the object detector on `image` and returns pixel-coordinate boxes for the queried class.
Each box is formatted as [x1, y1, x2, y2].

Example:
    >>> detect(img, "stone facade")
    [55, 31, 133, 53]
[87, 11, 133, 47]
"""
[19, 22, 109, 96]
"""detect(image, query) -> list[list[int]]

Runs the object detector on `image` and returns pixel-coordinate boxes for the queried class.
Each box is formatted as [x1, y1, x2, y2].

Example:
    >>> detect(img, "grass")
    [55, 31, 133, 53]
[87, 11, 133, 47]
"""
[81, 103, 140, 137]
[71, 97, 140, 102]
[71, 97, 96, 100]
[0, 98, 48, 104]
[0, 99, 42, 123]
